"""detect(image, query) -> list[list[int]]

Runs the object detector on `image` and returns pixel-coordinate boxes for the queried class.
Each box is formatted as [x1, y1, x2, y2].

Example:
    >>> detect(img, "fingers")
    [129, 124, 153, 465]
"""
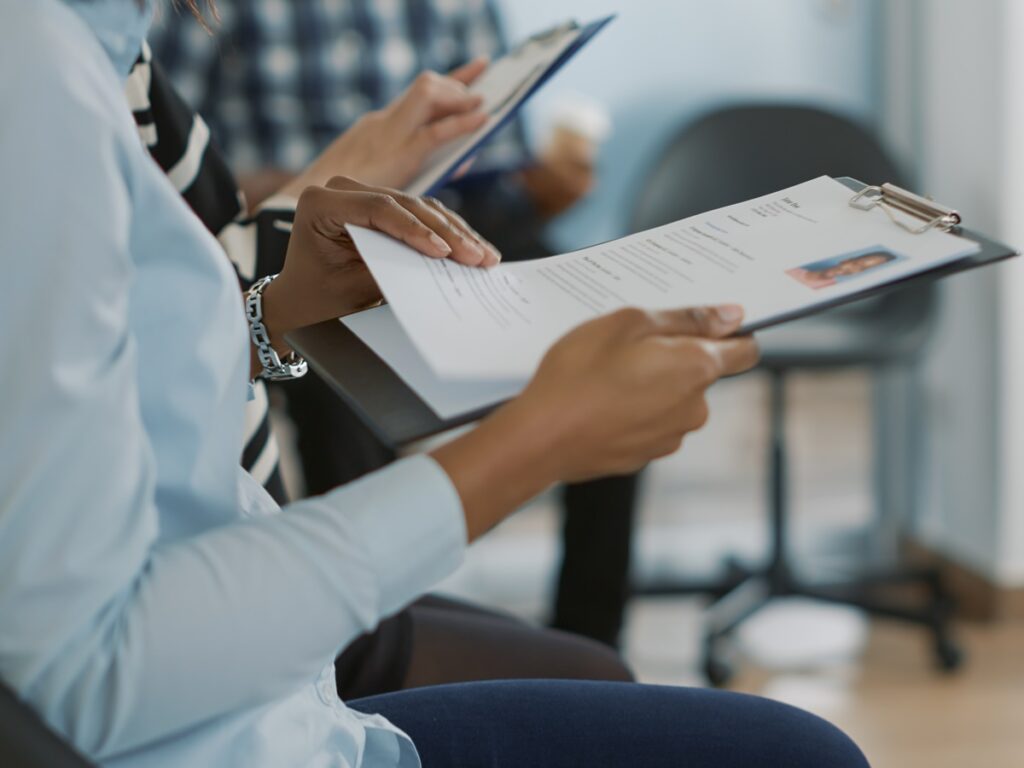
[655, 335, 760, 388]
[411, 109, 489, 156]
[421, 196, 501, 266]
[310, 182, 499, 266]
[322, 189, 453, 259]
[648, 304, 746, 339]
[448, 57, 489, 85]
[323, 175, 368, 193]
[701, 336, 761, 378]
[601, 305, 746, 344]
[387, 194, 492, 266]
[393, 71, 484, 125]
[452, 157, 477, 180]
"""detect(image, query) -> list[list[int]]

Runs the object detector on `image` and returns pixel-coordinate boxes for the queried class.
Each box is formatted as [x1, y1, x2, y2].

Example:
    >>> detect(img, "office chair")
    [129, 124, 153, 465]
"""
[630, 104, 962, 686]
[0, 682, 95, 767]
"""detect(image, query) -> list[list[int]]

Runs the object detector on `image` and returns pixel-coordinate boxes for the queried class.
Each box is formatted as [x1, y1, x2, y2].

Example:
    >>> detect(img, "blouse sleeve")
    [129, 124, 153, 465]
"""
[0, 9, 465, 760]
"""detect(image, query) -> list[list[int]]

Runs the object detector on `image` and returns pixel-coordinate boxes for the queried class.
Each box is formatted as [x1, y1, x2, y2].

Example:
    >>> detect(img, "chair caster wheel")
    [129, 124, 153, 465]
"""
[703, 653, 733, 688]
[935, 638, 965, 673]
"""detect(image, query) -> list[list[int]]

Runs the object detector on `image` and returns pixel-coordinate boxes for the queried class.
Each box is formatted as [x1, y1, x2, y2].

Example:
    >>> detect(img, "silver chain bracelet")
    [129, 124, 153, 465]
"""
[245, 275, 308, 381]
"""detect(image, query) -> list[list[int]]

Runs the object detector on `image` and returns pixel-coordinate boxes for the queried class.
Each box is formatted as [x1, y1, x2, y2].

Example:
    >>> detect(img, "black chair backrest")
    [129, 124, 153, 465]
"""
[0, 682, 94, 767]
[631, 104, 934, 327]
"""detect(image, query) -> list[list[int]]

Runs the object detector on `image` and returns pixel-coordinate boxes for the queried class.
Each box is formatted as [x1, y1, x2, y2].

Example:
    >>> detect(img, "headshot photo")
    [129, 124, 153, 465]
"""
[786, 247, 904, 290]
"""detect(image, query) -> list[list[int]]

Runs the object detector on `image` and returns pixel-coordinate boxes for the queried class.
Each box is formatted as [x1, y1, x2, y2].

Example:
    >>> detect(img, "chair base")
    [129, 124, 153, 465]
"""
[638, 561, 964, 687]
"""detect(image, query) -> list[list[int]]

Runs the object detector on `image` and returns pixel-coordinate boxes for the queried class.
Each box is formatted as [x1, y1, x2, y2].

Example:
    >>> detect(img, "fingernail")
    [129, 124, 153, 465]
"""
[715, 305, 743, 323]
[429, 233, 452, 256]
[468, 240, 487, 260]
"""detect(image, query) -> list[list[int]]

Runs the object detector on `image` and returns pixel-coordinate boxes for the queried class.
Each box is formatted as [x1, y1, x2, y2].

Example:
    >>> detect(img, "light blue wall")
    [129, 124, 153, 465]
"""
[496, 0, 880, 249]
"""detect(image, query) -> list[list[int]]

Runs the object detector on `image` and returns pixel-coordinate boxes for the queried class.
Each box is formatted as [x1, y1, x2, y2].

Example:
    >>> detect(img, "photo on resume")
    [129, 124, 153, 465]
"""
[786, 246, 905, 290]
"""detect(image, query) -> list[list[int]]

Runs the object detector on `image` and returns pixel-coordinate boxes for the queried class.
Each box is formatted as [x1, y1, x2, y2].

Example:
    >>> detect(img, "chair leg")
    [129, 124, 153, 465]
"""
[767, 369, 788, 583]
[647, 369, 966, 685]
[700, 371, 791, 687]
[794, 568, 964, 672]
[700, 575, 774, 687]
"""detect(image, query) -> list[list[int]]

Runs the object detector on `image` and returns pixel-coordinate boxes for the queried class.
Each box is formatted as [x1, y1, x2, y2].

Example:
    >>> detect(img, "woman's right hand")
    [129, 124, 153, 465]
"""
[431, 305, 760, 540]
[517, 305, 759, 480]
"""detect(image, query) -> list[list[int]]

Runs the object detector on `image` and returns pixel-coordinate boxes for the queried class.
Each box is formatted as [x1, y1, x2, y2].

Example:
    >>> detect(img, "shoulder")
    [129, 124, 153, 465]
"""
[0, 0, 134, 129]
[0, 0, 147, 251]
[0, 0, 143, 197]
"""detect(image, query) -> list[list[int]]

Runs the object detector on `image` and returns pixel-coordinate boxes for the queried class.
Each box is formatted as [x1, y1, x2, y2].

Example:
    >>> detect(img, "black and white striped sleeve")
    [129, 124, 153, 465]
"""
[126, 44, 289, 503]
[127, 44, 296, 289]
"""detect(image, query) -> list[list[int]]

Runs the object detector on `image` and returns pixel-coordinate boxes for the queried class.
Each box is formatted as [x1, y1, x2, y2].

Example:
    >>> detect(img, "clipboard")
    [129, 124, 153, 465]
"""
[287, 177, 1018, 450]
[404, 15, 615, 197]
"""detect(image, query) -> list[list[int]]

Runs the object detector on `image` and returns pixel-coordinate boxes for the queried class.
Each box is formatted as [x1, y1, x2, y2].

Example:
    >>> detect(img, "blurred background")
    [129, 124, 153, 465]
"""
[424, 1, 1024, 766]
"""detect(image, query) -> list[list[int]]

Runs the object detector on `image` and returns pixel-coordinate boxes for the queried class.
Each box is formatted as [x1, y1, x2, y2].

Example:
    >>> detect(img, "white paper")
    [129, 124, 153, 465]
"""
[351, 177, 981, 381]
[342, 305, 525, 419]
[404, 24, 583, 197]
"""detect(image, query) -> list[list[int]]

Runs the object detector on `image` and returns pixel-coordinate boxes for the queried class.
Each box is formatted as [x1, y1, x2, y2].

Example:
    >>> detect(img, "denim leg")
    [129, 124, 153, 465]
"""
[351, 680, 870, 768]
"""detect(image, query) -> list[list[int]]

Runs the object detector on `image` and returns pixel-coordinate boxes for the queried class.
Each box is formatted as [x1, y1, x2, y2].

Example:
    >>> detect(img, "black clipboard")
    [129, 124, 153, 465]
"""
[287, 177, 1018, 450]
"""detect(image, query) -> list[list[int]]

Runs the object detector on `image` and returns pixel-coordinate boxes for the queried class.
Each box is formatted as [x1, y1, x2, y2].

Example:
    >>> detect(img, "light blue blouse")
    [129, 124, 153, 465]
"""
[0, 1, 466, 766]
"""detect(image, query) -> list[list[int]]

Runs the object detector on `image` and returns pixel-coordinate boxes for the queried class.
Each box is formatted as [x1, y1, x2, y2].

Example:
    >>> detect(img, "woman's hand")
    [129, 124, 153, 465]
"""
[277, 60, 489, 198]
[431, 306, 760, 541]
[517, 306, 758, 479]
[258, 176, 500, 357]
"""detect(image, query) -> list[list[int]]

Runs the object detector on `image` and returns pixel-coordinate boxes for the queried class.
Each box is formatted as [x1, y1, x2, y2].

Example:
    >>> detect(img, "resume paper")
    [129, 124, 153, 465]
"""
[344, 176, 980, 417]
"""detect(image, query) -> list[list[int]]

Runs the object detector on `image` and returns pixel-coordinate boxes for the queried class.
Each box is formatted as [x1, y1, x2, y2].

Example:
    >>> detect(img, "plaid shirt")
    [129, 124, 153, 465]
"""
[150, 0, 529, 176]
[151, 0, 550, 263]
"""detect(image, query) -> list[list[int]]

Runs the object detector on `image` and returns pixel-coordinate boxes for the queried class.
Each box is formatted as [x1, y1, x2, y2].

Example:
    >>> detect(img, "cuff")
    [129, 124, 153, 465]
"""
[256, 194, 299, 214]
[329, 454, 467, 617]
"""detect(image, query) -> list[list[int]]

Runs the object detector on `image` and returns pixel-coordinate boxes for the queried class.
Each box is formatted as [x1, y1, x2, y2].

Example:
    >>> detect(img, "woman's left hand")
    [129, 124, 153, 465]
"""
[276, 59, 489, 198]
[259, 176, 501, 349]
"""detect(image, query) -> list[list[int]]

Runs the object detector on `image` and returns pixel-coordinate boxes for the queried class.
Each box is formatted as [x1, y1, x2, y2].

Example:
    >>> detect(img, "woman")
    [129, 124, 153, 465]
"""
[0, 1, 869, 766]
[126, 28, 633, 695]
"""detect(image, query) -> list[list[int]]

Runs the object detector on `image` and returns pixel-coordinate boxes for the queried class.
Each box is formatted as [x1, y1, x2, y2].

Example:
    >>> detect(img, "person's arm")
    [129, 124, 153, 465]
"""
[132, 53, 296, 289]
[433, 306, 757, 539]
[0, 32, 472, 759]
[247, 176, 502, 380]
[274, 59, 490, 198]
[2, 70, 753, 759]
[2, 16, 755, 762]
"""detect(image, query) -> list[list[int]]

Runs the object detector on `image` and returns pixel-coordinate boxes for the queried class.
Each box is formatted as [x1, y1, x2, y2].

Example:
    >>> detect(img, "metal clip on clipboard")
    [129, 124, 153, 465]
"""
[523, 20, 580, 48]
[849, 183, 962, 235]
[488, 22, 581, 115]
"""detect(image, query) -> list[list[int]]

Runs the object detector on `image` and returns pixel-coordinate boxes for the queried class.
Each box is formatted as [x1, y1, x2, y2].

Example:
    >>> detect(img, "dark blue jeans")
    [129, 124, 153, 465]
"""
[351, 680, 869, 767]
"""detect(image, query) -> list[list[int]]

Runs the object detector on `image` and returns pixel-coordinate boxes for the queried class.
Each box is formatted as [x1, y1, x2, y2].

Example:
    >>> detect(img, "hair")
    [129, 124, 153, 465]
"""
[135, 1, 215, 26]
[181, 0, 210, 16]
[173, 0, 218, 30]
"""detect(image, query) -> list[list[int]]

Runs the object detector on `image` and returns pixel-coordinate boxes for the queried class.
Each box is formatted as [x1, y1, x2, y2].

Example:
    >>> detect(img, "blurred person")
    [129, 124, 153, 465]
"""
[125, 39, 633, 698]
[151, 0, 639, 647]
[0, 3, 876, 767]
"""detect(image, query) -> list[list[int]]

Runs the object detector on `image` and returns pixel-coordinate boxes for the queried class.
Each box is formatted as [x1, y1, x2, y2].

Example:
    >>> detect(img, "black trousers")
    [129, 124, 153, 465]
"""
[278, 371, 638, 647]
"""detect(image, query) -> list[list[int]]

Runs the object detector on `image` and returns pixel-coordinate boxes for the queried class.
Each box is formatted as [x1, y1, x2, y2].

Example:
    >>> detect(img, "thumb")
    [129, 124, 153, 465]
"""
[449, 56, 489, 85]
[648, 305, 745, 339]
